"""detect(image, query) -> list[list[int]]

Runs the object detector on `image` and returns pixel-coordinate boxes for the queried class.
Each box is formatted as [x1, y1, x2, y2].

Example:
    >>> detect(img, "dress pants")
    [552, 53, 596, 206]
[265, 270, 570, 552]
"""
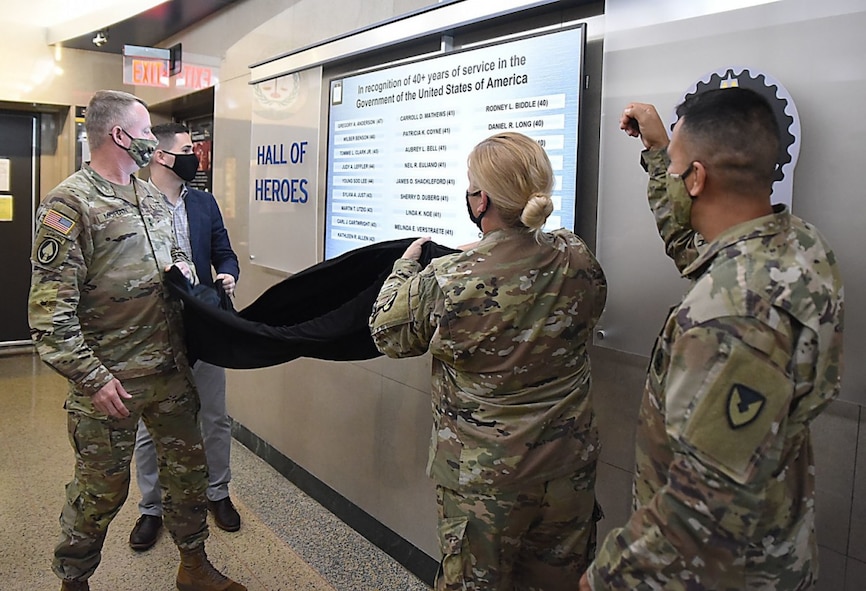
[134, 360, 232, 514]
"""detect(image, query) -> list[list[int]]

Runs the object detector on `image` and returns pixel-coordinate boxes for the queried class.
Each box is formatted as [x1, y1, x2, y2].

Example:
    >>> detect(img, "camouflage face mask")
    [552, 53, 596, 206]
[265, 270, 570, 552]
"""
[116, 128, 159, 168]
[666, 163, 695, 228]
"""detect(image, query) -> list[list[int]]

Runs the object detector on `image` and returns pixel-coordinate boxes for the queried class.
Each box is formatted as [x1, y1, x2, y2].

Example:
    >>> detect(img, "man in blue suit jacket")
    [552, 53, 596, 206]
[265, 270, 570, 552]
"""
[130, 123, 241, 551]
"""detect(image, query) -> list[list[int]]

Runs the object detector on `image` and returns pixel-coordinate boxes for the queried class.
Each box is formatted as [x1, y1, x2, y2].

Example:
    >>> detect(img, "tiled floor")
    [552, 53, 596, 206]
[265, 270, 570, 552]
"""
[0, 351, 431, 591]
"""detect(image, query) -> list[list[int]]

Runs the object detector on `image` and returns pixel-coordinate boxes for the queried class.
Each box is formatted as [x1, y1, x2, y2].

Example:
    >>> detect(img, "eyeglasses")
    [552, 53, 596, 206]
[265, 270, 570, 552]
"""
[466, 190, 482, 198]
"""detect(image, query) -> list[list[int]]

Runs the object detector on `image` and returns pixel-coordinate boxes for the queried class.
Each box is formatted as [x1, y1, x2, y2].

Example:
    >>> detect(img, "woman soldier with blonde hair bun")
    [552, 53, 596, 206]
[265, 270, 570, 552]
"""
[371, 131, 608, 590]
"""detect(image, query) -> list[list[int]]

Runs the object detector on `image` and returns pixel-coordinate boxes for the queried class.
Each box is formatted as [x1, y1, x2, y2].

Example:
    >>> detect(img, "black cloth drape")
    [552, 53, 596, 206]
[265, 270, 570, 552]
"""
[165, 238, 458, 369]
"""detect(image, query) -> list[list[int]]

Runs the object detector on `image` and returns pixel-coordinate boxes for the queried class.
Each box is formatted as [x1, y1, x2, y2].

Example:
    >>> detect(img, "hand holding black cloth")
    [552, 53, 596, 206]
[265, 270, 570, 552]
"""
[165, 238, 458, 369]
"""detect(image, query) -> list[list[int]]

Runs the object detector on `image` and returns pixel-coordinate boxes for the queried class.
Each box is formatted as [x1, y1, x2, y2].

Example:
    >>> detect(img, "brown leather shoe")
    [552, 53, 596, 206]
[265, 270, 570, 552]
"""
[129, 514, 163, 551]
[177, 545, 247, 591]
[60, 580, 89, 591]
[208, 497, 240, 532]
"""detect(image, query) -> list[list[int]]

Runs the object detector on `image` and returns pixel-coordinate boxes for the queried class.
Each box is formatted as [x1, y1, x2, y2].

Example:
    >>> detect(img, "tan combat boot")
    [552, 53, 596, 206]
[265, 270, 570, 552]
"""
[176, 545, 247, 591]
[60, 580, 89, 591]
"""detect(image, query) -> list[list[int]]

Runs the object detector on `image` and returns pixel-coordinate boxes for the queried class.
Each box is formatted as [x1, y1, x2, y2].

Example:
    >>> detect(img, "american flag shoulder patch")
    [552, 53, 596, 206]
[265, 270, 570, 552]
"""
[42, 208, 76, 236]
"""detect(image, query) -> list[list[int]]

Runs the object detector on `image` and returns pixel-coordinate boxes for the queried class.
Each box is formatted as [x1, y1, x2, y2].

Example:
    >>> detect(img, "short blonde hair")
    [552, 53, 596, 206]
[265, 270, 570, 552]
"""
[85, 90, 148, 150]
[467, 132, 555, 240]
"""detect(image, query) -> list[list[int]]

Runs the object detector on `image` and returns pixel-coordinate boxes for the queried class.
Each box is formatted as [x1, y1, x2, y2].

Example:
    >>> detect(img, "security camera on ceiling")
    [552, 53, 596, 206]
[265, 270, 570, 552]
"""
[92, 30, 108, 47]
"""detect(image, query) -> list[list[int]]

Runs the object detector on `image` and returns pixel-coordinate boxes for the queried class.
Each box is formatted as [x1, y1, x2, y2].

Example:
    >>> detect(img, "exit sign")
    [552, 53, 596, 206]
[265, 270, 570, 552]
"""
[123, 45, 171, 88]
[122, 44, 217, 91]
[128, 58, 169, 87]
[177, 64, 215, 90]
[122, 57, 216, 90]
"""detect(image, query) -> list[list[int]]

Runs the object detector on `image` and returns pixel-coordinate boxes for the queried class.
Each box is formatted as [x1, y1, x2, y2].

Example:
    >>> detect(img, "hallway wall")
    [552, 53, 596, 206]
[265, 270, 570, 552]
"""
[214, 2, 443, 557]
[196, 2, 866, 589]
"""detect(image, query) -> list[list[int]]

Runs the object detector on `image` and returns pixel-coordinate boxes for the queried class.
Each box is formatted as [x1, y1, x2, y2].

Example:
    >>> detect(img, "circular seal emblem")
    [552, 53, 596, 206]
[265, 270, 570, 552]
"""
[36, 237, 61, 265]
[253, 72, 302, 120]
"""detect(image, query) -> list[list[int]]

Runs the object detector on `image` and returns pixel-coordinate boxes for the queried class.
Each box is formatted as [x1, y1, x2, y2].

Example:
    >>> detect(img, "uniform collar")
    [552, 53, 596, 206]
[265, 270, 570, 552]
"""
[80, 163, 152, 205]
[81, 162, 132, 196]
[682, 203, 790, 278]
[478, 226, 526, 244]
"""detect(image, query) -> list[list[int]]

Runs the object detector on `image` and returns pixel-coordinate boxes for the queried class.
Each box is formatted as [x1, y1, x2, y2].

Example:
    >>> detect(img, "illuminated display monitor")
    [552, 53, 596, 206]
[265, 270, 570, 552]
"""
[324, 24, 586, 259]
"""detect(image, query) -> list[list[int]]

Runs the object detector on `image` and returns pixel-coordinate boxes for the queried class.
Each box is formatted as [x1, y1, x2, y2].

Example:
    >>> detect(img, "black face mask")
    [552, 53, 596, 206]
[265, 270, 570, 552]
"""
[161, 151, 200, 182]
[465, 190, 485, 232]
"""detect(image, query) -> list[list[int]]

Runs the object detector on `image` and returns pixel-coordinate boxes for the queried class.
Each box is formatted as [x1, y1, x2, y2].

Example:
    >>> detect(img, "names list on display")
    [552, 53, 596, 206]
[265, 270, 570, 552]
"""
[325, 25, 584, 259]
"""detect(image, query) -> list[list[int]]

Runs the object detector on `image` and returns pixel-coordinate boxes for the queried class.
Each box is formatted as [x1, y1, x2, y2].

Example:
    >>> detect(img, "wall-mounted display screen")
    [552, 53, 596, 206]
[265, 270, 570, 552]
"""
[324, 24, 586, 259]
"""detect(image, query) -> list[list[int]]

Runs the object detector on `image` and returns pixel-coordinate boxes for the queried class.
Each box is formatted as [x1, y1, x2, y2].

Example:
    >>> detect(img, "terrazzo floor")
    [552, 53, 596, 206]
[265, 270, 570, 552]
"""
[0, 351, 431, 591]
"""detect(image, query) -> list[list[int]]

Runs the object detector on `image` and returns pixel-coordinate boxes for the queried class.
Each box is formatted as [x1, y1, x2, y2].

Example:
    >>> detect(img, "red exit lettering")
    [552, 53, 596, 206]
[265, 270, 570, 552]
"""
[132, 59, 168, 87]
[180, 65, 215, 90]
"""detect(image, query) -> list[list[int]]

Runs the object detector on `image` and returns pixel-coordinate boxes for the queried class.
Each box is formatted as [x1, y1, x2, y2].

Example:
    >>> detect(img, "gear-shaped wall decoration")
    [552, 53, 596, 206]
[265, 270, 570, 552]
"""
[674, 67, 800, 208]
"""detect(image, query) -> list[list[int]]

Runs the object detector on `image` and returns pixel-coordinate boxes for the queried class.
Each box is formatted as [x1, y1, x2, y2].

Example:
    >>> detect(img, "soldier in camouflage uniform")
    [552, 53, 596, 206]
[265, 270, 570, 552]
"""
[580, 88, 844, 591]
[28, 90, 246, 591]
[370, 132, 607, 590]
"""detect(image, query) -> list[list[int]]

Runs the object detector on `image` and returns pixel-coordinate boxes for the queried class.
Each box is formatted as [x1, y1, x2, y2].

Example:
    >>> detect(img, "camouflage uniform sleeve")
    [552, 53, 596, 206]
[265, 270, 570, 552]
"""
[642, 148, 700, 273]
[170, 245, 198, 284]
[589, 316, 796, 590]
[28, 196, 114, 395]
[369, 258, 443, 358]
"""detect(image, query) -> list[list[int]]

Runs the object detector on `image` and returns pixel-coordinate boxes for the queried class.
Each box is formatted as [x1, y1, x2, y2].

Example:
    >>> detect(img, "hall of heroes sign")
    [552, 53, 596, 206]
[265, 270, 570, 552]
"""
[249, 67, 322, 273]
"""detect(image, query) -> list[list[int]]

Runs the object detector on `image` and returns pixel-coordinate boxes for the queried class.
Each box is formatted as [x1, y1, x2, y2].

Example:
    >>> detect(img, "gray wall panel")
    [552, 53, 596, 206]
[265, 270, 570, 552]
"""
[596, 0, 866, 404]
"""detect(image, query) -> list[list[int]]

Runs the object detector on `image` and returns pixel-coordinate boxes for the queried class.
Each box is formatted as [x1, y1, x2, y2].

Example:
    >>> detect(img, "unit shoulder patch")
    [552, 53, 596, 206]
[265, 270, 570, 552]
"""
[726, 383, 766, 429]
[36, 236, 62, 265]
[680, 334, 793, 484]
